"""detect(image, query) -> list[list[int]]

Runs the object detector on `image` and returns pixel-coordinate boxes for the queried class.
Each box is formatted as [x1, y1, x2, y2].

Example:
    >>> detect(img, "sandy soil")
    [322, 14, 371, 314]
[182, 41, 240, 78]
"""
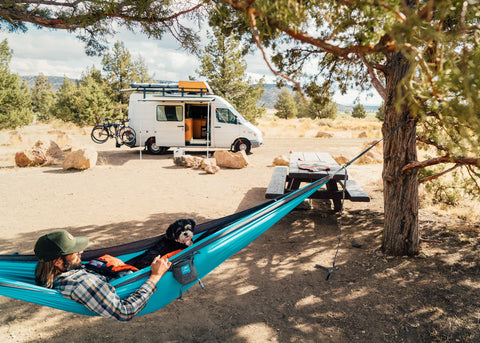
[0, 122, 478, 342]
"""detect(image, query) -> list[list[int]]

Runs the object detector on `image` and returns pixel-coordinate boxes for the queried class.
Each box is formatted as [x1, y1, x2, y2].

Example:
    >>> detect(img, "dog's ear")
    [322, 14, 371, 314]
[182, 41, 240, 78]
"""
[166, 222, 178, 241]
[187, 219, 196, 231]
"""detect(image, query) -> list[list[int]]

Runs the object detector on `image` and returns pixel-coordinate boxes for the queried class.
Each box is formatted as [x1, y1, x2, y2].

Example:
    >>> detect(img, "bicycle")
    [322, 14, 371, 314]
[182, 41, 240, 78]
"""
[90, 118, 136, 147]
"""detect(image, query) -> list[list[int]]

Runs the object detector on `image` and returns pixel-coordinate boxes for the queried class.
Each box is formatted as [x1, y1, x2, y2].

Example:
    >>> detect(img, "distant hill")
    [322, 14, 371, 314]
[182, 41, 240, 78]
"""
[21, 77, 378, 113]
[260, 84, 379, 113]
[21, 75, 73, 91]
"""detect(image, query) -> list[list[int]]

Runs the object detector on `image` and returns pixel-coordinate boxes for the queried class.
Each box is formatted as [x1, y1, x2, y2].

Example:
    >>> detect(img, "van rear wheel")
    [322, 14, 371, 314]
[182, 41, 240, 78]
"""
[233, 139, 251, 154]
[146, 140, 168, 155]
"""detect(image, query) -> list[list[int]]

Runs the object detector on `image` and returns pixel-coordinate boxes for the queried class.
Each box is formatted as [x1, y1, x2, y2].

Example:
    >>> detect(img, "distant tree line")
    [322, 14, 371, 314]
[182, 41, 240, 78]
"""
[0, 34, 266, 129]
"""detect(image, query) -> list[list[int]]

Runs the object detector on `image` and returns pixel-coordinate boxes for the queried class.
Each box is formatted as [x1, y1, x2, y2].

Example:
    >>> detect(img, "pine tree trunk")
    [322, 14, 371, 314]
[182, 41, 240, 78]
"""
[381, 52, 419, 256]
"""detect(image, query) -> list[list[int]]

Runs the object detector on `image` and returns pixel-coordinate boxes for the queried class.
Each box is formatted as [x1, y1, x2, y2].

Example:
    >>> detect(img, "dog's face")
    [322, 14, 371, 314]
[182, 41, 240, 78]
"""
[166, 219, 196, 246]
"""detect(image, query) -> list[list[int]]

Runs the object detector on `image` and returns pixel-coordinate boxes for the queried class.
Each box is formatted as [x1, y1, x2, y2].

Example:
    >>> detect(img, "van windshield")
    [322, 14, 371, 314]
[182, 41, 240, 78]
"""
[214, 98, 246, 124]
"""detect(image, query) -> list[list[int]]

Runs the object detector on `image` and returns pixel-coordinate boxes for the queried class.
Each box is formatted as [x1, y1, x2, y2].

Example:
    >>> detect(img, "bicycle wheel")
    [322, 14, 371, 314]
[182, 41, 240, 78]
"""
[91, 125, 109, 144]
[121, 127, 136, 147]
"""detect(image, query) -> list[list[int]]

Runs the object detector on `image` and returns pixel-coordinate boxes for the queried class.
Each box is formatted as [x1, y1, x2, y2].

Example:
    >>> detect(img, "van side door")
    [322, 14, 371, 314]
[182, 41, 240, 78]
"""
[154, 103, 185, 147]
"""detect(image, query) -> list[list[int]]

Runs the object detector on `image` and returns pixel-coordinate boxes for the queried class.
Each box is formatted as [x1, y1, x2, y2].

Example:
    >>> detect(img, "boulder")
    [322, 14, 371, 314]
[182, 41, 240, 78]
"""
[214, 150, 249, 169]
[272, 155, 289, 166]
[201, 158, 217, 170]
[15, 148, 47, 167]
[34, 139, 63, 158]
[315, 131, 333, 138]
[173, 155, 204, 168]
[204, 165, 220, 174]
[56, 133, 75, 151]
[62, 148, 97, 170]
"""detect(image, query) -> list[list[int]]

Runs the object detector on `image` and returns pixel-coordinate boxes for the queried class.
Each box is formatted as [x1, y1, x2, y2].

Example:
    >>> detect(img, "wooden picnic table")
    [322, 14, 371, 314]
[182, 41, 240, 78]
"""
[265, 152, 370, 211]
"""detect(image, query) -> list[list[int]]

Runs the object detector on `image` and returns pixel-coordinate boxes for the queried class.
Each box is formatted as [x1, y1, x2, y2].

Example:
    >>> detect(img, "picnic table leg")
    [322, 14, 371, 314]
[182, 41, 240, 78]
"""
[326, 180, 342, 211]
[287, 177, 301, 191]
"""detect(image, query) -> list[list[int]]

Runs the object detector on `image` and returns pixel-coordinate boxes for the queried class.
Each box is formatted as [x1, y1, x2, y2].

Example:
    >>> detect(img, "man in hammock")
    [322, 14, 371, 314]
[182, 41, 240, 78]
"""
[33, 229, 171, 321]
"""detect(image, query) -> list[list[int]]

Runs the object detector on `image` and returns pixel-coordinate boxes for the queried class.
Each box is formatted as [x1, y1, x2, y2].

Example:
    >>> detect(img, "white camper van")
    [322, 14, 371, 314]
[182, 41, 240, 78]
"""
[124, 81, 263, 154]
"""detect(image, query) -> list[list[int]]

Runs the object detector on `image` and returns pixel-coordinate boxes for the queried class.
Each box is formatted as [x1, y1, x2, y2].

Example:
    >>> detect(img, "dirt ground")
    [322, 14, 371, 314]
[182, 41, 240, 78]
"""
[0, 122, 479, 342]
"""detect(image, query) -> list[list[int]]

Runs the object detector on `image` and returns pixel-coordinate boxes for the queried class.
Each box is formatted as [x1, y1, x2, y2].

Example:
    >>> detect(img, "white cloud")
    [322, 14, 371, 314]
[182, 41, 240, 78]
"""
[0, 26, 382, 106]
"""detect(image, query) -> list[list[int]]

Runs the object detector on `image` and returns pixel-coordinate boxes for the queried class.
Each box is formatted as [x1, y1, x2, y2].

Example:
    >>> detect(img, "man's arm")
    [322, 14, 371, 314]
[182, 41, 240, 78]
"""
[70, 257, 170, 321]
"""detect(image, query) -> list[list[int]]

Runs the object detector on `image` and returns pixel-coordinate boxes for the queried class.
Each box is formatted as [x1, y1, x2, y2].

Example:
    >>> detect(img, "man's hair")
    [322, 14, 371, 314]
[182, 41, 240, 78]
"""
[35, 259, 63, 288]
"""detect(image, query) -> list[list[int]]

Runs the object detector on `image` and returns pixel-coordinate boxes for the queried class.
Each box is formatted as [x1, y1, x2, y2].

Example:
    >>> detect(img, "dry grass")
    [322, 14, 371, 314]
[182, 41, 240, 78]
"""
[257, 116, 382, 139]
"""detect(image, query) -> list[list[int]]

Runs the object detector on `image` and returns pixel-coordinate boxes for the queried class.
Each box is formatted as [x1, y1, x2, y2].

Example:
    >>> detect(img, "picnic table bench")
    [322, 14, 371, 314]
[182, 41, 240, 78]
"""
[265, 152, 370, 211]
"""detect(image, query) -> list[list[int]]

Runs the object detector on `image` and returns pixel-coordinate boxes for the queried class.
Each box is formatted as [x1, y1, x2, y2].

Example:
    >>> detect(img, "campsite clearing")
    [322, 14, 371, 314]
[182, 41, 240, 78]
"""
[0, 120, 478, 342]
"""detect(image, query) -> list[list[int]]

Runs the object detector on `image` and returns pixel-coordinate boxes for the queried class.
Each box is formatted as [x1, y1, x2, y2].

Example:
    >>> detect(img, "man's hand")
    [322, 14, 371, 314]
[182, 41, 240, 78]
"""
[148, 256, 171, 284]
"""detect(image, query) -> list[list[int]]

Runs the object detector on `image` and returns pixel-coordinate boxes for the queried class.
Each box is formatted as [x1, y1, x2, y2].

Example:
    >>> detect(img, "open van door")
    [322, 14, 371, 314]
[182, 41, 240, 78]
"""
[154, 103, 185, 147]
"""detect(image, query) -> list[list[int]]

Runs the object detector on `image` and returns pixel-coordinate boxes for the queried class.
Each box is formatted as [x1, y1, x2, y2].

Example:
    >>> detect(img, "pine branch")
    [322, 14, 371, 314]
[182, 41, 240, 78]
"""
[403, 156, 479, 173]
[418, 163, 461, 183]
[359, 53, 386, 100]
[246, 7, 305, 98]
[416, 136, 448, 152]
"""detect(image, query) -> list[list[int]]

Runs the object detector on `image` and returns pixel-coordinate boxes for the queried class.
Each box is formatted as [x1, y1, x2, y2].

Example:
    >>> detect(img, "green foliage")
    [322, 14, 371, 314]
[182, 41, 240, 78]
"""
[352, 103, 366, 119]
[274, 88, 297, 119]
[196, 29, 265, 123]
[53, 69, 116, 126]
[0, 39, 33, 129]
[102, 41, 154, 116]
[0, 1, 201, 56]
[376, 102, 385, 122]
[31, 73, 56, 121]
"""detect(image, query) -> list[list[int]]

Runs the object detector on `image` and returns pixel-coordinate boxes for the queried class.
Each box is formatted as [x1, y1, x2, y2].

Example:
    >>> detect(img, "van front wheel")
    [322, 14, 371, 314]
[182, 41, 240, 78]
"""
[233, 139, 251, 154]
[146, 140, 168, 155]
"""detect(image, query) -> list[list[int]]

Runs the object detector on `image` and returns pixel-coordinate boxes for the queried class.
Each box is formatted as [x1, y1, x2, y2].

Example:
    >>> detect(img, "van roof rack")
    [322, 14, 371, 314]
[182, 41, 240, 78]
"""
[123, 81, 214, 98]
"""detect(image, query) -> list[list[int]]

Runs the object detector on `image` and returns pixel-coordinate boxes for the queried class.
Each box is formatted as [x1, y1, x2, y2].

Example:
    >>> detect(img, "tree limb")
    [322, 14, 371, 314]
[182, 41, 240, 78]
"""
[359, 53, 386, 101]
[403, 156, 479, 173]
[418, 163, 461, 183]
[246, 7, 305, 97]
[416, 136, 448, 152]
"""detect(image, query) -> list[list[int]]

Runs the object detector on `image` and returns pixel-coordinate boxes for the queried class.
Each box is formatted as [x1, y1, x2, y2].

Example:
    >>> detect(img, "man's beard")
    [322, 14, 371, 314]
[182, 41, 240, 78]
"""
[63, 256, 83, 271]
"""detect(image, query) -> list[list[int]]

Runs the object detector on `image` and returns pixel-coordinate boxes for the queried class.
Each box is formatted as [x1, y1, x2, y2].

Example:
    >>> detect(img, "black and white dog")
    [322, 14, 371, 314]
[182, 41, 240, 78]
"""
[125, 219, 196, 270]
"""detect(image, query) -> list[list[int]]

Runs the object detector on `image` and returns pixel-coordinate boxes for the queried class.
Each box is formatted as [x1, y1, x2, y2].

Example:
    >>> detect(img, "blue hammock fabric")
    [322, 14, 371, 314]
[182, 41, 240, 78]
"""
[0, 176, 330, 317]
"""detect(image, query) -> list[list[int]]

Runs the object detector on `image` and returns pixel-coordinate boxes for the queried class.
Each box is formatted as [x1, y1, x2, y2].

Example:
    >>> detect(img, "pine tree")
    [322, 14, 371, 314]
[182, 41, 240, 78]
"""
[274, 88, 297, 119]
[352, 104, 367, 119]
[0, 39, 33, 129]
[31, 73, 56, 121]
[53, 68, 115, 126]
[196, 29, 265, 123]
[102, 41, 153, 117]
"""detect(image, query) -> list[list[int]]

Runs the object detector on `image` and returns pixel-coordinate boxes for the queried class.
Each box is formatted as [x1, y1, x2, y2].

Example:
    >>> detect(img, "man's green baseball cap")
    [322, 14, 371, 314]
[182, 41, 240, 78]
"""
[34, 230, 89, 262]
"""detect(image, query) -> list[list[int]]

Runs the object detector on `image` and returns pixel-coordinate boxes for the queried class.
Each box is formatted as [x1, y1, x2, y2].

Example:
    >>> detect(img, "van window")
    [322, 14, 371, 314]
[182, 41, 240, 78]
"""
[157, 105, 183, 121]
[216, 108, 237, 124]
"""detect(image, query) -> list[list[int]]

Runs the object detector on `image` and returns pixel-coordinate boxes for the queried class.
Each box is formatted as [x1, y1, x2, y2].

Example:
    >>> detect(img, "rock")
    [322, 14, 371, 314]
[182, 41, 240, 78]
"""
[351, 238, 362, 248]
[272, 155, 289, 166]
[62, 148, 97, 170]
[205, 165, 220, 174]
[214, 150, 249, 169]
[34, 139, 63, 158]
[56, 133, 75, 151]
[201, 158, 217, 170]
[173, 155, 204, 168]
[315, 131, 333, 138]
[358, 131, 368, 138]
[15, 148, 47, 167]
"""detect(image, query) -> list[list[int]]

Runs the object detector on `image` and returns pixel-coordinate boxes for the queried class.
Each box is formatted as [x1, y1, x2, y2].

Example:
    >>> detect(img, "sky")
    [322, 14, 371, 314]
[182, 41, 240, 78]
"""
[0, 26, 382, 107]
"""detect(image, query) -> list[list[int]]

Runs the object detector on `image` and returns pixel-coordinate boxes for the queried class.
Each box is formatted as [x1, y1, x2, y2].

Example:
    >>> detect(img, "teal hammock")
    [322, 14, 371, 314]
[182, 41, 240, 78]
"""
[0, 175, 331, 317]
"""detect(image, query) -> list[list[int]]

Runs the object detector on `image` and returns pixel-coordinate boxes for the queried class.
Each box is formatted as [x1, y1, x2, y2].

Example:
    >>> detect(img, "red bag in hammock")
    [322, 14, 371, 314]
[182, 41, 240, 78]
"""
[86, 254, 139, 279]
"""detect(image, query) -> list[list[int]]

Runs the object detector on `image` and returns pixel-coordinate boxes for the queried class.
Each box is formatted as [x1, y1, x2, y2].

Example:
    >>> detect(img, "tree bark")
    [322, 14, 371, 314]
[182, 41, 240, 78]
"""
[381, 52, 419, 256]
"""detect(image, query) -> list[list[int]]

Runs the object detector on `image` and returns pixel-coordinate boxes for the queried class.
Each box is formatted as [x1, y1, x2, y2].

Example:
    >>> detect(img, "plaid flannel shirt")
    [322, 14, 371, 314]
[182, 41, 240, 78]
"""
[53, 268, 156, 321]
